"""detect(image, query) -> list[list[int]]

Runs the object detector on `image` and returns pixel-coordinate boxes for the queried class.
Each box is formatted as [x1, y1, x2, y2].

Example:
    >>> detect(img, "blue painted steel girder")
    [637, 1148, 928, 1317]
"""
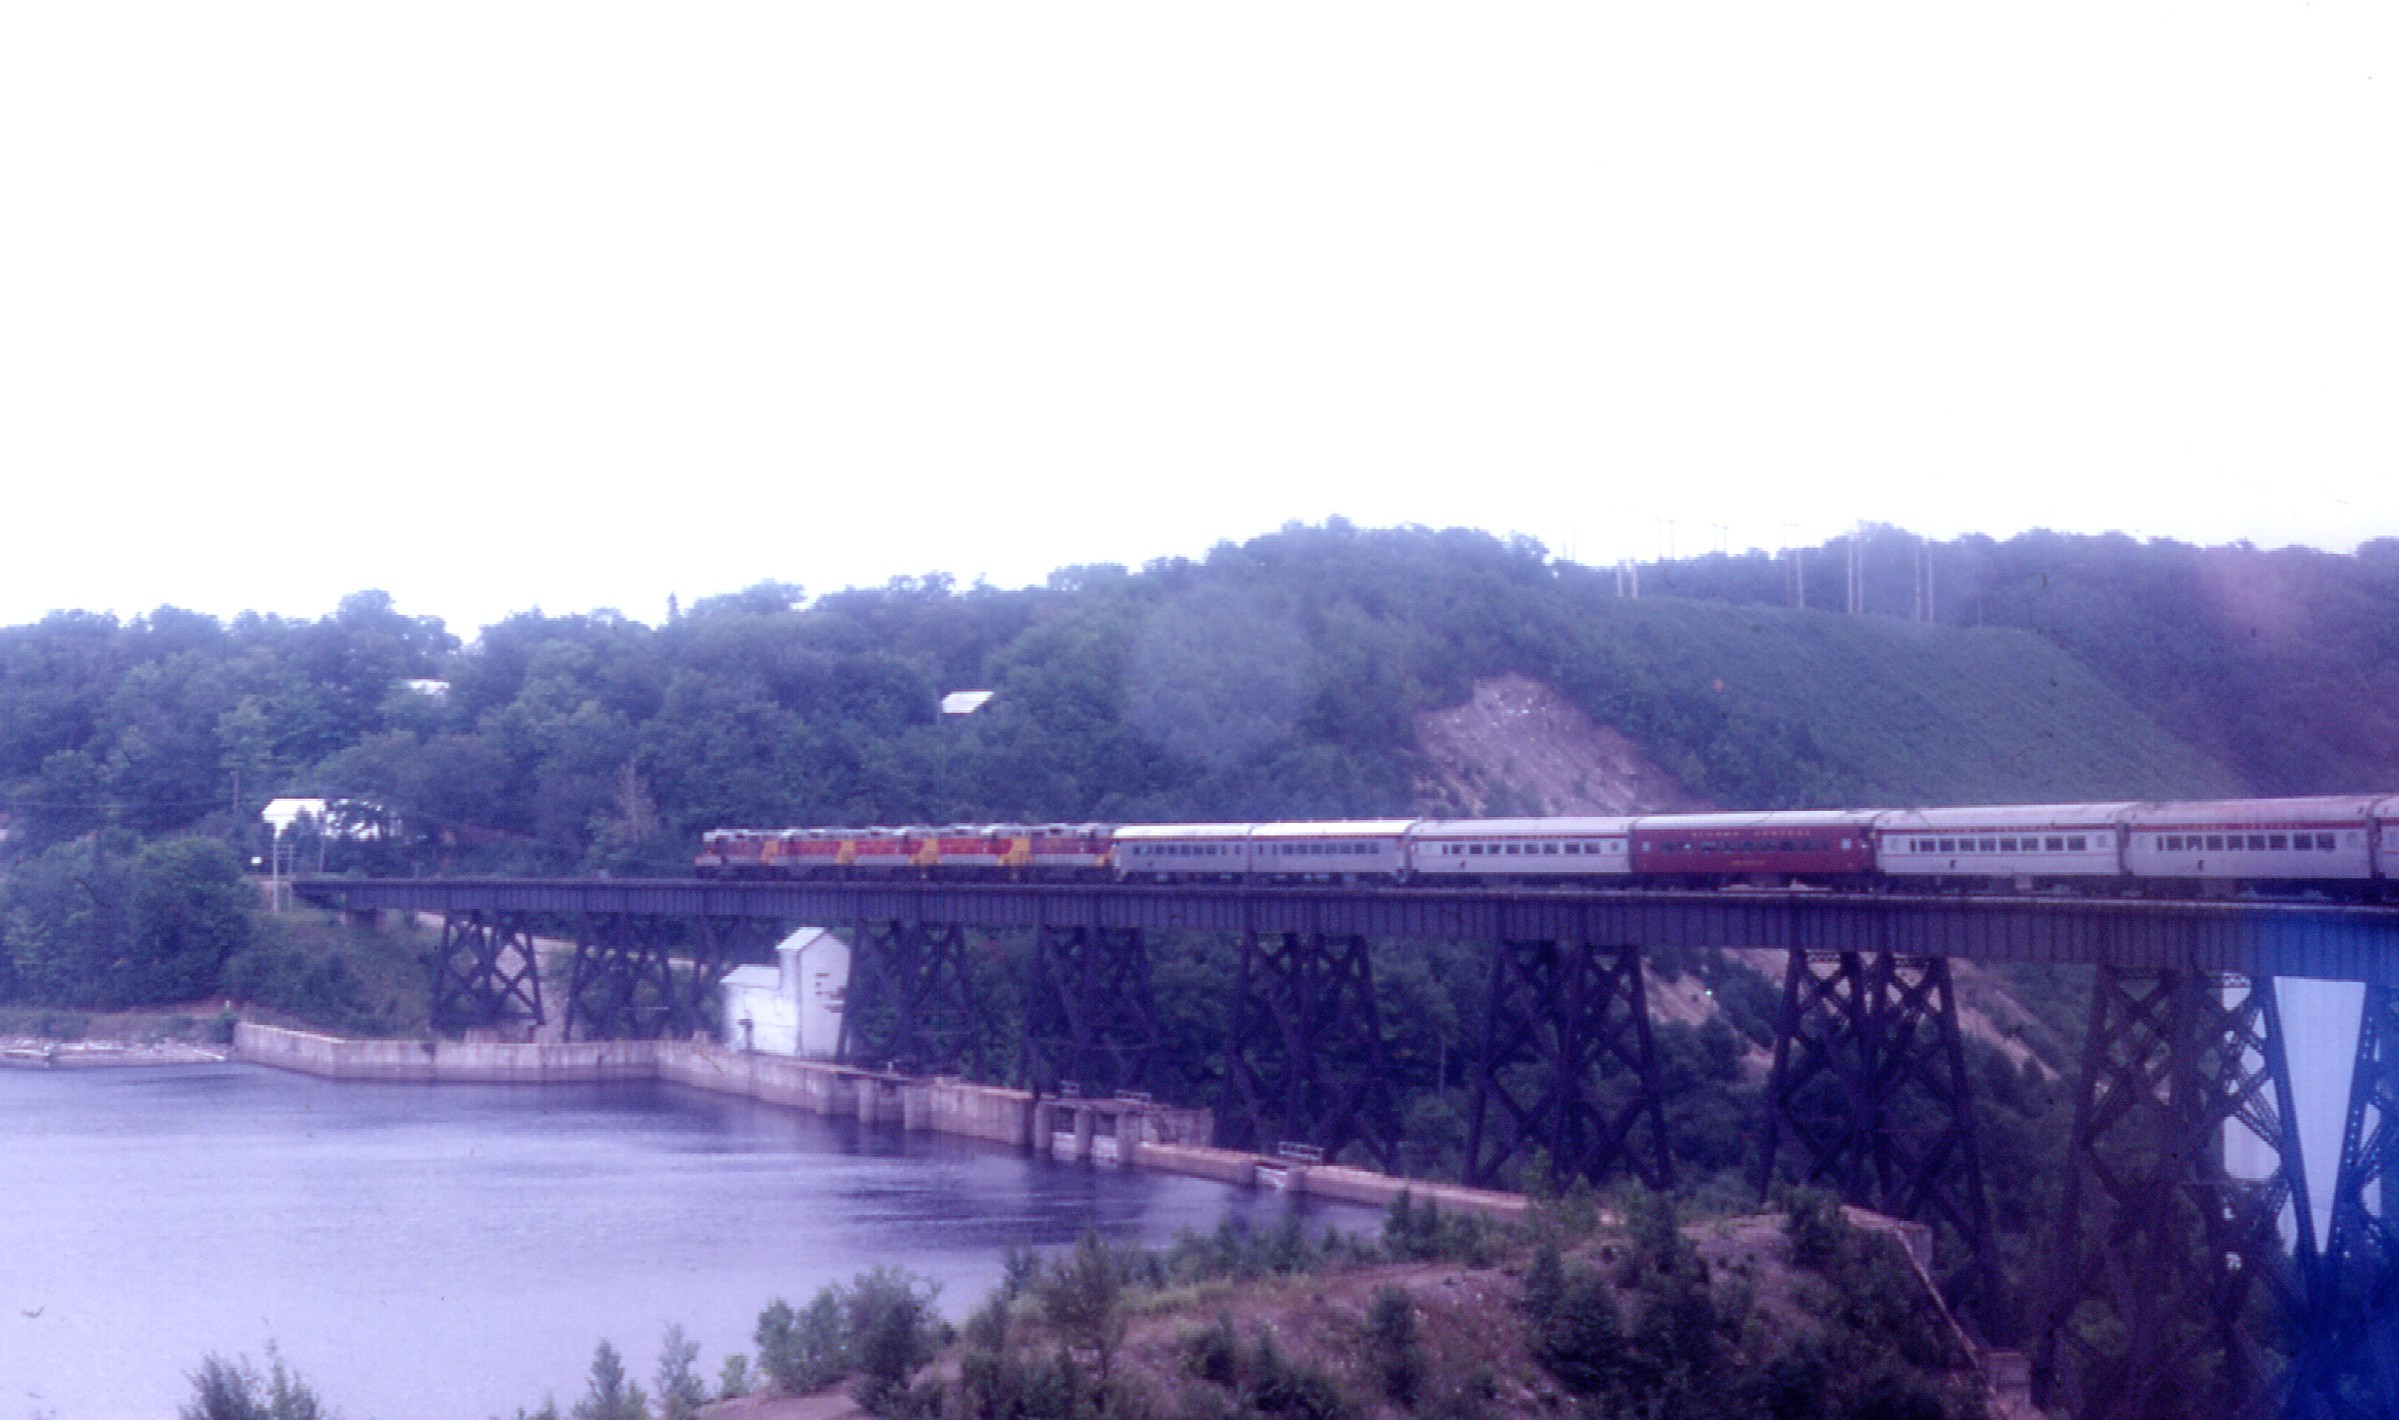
[290, 878, 2399, 983]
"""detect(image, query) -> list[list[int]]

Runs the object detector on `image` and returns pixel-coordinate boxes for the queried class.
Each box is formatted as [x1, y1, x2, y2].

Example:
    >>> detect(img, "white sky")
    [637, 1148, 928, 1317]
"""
[2, 4, 2393, 633]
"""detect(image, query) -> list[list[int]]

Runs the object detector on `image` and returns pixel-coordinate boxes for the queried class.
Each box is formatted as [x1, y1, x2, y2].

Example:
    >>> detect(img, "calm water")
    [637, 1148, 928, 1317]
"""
[0, 1065, 1370, 1420]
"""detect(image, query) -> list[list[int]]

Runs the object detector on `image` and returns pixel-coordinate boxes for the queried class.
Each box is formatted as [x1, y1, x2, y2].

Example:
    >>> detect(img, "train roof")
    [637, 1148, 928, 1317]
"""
[1111, 822, 1257, 840]
[2122, 796, 2390, 826]
[1412, 817, 1636, 835]
[1632, 810, 1880, 830]
[1876, 803, 2134, 831]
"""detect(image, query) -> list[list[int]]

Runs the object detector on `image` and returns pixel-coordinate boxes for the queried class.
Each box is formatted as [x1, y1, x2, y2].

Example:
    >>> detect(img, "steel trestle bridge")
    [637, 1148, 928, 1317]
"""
[293, 875, 2399, 1420]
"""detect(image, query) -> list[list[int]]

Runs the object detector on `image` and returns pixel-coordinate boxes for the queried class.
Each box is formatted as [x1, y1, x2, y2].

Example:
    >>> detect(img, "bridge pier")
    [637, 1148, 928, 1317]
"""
[1019, 924, 1162, 1099]
[428, 911, 545, 1034]
[2033, 967, 2316, 1420]
[1759, 949, 2000, 1335]
[2289, 982, 2399, 1418]
[1465, 939, 1673, 1192]
[838, 919, 989, 1076]
[560, 914, 682, 1040]
[1221, 931, 1400, 1170]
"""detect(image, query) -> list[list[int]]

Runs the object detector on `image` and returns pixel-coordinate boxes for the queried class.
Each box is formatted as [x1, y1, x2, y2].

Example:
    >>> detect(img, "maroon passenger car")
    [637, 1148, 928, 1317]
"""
[1628, 811, 1879, 884]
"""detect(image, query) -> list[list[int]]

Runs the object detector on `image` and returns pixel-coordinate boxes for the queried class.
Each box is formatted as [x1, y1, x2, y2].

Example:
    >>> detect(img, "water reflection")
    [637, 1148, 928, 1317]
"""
[0, 1065, 1372, 1420]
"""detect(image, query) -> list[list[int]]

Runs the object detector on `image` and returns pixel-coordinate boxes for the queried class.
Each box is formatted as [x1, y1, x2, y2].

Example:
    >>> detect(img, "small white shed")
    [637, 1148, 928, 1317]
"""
[721, 926, 850, 1058]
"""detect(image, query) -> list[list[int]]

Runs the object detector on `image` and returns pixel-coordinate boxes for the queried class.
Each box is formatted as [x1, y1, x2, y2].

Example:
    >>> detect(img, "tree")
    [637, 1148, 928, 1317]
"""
[756, 1286, 851, 1394]
[654, 1324, 708, 1420]
[179, 1347, 329, 1420]
[1365, 1286, 1424, 1406]
[845, 1267, 945, 1414]
[128, 836, 252, 1001]
[571, 1340, 649, 1420]
[1042, 1232, 1129, 1386]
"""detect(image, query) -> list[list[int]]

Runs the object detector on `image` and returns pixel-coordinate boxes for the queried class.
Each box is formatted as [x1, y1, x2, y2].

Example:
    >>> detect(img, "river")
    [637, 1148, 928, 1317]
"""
[0, 1064, 1373, 1420]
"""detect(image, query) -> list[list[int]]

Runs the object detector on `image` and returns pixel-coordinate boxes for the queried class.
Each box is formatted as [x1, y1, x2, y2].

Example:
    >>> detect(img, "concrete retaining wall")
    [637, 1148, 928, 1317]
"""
[235, 1023, 657, 1083]
[234, 1024, 1528, 1220]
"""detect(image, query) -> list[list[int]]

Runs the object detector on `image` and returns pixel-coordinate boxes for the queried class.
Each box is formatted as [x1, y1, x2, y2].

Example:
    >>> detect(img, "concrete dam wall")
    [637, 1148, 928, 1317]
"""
[232, 1023, 1525, 1220]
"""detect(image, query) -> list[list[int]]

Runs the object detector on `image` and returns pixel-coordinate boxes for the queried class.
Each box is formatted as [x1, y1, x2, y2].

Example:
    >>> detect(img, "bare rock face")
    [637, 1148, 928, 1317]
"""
[1412, 674, 1713, 818]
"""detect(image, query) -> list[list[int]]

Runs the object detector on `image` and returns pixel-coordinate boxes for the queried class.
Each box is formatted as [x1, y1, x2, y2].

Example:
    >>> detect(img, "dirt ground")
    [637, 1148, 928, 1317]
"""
[1413, 674, 1715, 818]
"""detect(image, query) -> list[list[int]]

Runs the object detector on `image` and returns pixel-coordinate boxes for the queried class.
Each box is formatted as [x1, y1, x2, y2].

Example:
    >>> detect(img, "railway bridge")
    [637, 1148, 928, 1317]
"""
[290, 876, 2399, 1420]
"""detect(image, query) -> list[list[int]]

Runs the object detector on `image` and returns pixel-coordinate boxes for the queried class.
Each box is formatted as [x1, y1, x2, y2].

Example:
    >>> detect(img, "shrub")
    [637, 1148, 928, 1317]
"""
[1364, 1286, 1424, 1406]
[1382, 1191, 1497, 1266]
[1244, 1334, 1356, 1420]
[1042, 1232, 1129, 1384]
[958, 1345, 1079, 1420]
[755, 1286, 851, 1394]
[716, 1354, 750, 1400]
[1533, 1265, 1624, 1398]
[1522, 1238, 1565, 1323]
[1179, 1313, 1240, 1387]
[846, 1267, 946, 1415]
[179, 1346, 329, 1420]
[654, 1324, 708, 1420]
[1000, 1244, 1044, 1301]
[1779, 1186, 1851, 1271]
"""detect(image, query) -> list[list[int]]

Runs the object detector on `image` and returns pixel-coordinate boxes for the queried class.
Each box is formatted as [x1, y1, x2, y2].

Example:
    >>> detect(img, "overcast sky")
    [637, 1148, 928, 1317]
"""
[2, 4, 2392, 634]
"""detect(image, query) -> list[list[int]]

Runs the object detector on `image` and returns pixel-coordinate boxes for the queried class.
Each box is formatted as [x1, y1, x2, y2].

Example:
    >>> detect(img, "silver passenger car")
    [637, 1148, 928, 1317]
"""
[1112, 823, 1254, 879]
[1874, 804, 2129, 880]
[2121, 796, 2378, 882]
[1246, 821, 1415, 880]
[1406, 817, 1635, 878]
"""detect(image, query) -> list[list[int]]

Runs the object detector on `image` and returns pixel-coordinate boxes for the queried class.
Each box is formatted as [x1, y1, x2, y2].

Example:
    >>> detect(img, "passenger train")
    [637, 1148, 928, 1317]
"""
[695, 795, 2399, 899]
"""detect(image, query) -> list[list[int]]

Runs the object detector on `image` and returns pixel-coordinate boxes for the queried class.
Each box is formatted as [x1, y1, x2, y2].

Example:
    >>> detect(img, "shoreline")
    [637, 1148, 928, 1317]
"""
[1, 1037, 232, 1069]
[229, 1022, 1529, 1221]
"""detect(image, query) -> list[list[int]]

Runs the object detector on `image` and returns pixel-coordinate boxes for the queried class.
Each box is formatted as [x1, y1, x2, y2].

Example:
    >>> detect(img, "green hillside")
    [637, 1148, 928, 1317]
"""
[0, 522, 2250, 887]
[1626, 528, 2399, 797]
[1568, 594, 2242, 809]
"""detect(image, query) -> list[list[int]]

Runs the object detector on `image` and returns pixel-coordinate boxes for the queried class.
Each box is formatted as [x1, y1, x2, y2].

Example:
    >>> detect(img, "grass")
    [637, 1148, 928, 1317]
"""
[1579, 594, 2245, 806]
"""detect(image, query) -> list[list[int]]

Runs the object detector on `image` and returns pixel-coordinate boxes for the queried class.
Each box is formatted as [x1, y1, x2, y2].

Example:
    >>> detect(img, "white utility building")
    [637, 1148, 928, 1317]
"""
[721, 926, 850, 1058]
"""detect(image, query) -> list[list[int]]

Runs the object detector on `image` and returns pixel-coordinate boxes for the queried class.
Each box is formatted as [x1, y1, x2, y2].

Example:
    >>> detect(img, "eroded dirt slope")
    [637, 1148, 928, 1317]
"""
[1413, 674, 1714, 818]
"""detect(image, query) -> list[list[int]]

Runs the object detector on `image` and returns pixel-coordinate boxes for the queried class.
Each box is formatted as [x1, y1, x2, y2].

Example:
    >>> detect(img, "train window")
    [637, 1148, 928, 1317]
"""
[2206, 835, 2224, 851]
[2068, 836, 2088, 851]
[1469, 844, 1484, 856]
[1976, 838, 1994, 852]
[2248, 834, 2268, 851]
[2269, 834, 2288, 851]
[1542, 843, 1557, 854]
[2044, 836, 2062, 850]
[1938, 838, 1956, 852]
[1999, 838, 2018, 852]
[2320, 834, 2338, 851]
[1504, 844, 1519, 856]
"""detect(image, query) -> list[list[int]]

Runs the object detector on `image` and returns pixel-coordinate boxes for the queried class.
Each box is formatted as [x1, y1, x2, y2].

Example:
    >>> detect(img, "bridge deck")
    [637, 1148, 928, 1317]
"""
[292, 877, 2399, 983]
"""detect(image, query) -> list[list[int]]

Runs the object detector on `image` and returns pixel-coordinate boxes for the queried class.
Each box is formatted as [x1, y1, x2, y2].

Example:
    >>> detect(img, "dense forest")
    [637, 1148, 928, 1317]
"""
[6, 520, 2386, 1365]
[15, 521, 2369, 880]
[3, 520, 2392, 1025]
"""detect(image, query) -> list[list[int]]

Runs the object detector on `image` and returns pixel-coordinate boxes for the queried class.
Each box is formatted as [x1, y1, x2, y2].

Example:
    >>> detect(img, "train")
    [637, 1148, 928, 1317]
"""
[694, 795, 2399, 900]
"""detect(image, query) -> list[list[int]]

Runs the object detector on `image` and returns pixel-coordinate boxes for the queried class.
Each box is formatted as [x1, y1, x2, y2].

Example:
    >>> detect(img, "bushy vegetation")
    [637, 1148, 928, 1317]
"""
[179, 1347, 331, 1420]
[5, 521, 2351, 1041]
[1, 832, 250, 1009]
[753, 1267, 951, 1415]
[322, 1188, 2003, 1420]
[0, 525, 2301, 894]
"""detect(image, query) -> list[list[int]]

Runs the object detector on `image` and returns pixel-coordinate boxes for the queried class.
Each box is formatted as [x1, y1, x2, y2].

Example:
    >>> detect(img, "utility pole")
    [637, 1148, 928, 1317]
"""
[1847, 525, 1863, 615]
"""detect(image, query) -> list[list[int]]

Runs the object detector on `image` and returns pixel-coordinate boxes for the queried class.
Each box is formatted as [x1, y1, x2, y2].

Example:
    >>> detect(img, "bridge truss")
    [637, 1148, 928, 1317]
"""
[302, 877, 2399, 1419]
